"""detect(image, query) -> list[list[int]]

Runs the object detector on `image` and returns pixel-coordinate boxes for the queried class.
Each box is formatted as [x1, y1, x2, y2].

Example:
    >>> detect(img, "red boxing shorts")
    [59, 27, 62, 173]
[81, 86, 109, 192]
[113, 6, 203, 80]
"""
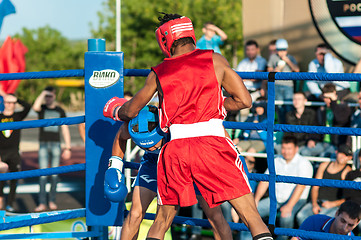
[157, 136, 252, 208]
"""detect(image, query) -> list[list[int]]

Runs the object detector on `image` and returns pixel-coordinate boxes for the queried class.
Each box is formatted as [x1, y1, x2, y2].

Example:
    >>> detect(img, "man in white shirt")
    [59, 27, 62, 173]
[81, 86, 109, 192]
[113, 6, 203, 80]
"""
[242, 136, 313, 240]
[236, 40, 267, 97]
[306, 43, 350, 100]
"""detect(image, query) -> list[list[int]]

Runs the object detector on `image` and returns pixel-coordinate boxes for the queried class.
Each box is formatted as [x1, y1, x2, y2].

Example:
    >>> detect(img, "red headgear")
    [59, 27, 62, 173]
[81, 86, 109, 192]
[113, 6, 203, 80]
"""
[155, 16, 196, 57]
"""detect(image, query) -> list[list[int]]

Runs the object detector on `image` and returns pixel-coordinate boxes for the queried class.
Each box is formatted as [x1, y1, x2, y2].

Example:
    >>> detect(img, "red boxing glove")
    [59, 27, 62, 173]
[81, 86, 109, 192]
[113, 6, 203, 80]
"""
[103, 97, 127, 121]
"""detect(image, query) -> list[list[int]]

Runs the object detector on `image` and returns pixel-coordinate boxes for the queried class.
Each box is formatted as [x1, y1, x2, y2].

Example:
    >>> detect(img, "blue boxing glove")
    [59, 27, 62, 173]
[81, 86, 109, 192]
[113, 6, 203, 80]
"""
[104, 156, 128, 202]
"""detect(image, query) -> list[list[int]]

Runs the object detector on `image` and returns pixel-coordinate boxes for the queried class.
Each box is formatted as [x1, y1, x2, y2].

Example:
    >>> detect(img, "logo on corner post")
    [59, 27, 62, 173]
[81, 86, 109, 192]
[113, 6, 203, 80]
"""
[89, 69, 120, 88]
[309, 0, 361, 64]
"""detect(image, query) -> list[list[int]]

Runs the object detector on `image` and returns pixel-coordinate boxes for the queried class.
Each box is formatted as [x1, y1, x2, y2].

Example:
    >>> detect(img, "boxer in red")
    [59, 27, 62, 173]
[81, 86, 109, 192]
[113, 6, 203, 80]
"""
[104, 13, 273, 240]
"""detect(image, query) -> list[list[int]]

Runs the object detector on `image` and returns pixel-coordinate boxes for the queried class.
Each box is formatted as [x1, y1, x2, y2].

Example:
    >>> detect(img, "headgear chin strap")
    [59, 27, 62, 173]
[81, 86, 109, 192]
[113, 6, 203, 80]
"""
[128, 105, 165, 149]
[155, 16, 196, 57]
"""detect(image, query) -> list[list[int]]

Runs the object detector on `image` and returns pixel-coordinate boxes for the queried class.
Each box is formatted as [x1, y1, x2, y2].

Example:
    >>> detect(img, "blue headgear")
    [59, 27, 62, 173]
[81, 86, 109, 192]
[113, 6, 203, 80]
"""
[128, 105, 165, 149]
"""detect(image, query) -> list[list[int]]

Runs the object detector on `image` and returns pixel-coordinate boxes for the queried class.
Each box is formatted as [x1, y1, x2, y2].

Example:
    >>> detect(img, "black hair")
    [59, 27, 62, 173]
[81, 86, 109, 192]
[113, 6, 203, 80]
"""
[269, 39, 277, 46]
[282, 135, 298, 146]
[124, 91, 133, 98]
[171, 38, 195, 52]
[322, 83, 336, 94]
[338, 201, 361, 221]
[158, 12, 195, 55]
[294, 91, 307, 98]
[158, 12, 182, 27]
[245, 40, 259, 48]
[203, 22, 214, 28]
[44, 86, 55, 92]
[315, 43, 329, 52]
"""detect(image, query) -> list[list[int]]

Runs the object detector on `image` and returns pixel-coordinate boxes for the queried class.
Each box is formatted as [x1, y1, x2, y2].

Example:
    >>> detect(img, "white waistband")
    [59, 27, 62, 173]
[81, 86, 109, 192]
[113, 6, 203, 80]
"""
[170, 119, 225, 140]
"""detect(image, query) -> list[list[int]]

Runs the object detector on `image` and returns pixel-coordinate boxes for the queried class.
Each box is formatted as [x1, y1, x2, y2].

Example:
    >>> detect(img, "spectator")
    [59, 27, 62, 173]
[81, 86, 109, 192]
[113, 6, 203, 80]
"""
[123, 91, 133, 101]
[236, 40, 267, 101]
[241, 136, 313, 240]
[351, 90, 361, 129]
[0, 89, 6, 113]
[233, 100, 267, 164]
[291, 201, 361, 240]
[296, 144, 352, 226]
[316, 83, 351, 157]
[344, 150, 361, 205]
[282, 92, 321, 156]
[32, 86, 71, 212]
[78, 123, 86, 143]
[267, 39, 277, 60]
[354, 58, 361, 74]
[267, 38, 300, 124]
[196, 22, 227, 54]
[305, 43, 350, 101]
[0, 94, 31, 212]
[344, 150, 361, 234]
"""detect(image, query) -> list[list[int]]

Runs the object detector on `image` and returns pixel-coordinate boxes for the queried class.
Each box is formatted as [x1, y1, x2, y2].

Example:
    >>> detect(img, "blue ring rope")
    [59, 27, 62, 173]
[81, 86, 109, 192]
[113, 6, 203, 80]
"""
[2, 69, 360, 81]
[0, 164, 85, 181]
[0, 69, 84, 80]
[125, 162, 361, 190]
[250, 173, 361, 190]
[122, 69, 361, 81]
[0, 208, 85, 231]
[224, 122, 361, 136]
[0, 116, 84, 131]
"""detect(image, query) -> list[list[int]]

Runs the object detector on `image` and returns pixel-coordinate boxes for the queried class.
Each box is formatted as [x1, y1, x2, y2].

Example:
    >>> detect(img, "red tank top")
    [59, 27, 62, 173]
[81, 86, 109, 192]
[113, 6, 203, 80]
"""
[151, 49, 227, 131]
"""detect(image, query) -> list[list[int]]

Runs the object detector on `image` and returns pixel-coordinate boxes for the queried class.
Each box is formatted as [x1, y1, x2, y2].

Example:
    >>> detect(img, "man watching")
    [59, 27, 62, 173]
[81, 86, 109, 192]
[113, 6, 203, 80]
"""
[236, 40, 267, 101]
[306, 43, 349, 101]
[0, 94, 31, 212]
[196, 22, 227, 55]
[291, 201, 361, 239]
[241, 136, 313, 240]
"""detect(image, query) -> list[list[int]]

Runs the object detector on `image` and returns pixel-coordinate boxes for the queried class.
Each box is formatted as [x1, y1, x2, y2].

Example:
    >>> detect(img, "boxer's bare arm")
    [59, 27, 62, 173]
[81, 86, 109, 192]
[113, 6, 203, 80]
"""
[212, 53, 252, 111]
[118, 71, 158, 121]
[112, 122, 131, 158]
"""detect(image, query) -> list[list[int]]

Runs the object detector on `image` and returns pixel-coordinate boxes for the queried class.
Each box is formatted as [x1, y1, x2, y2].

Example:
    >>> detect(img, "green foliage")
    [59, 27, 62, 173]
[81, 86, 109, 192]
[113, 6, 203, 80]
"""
[13, 26, 86, 105]
[91, 0, 243, 93]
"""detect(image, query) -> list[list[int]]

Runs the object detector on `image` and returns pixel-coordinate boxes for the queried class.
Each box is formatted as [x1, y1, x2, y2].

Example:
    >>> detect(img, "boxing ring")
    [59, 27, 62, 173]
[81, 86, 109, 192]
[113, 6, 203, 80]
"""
[0, 38, 359, 239]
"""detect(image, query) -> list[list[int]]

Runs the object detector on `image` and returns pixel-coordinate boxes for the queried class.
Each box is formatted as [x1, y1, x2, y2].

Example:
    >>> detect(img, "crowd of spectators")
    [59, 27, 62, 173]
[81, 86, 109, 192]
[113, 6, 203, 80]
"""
[0, 86, 74, 213]
[227, 37, 361, 238]
[193, 22, 361, 238]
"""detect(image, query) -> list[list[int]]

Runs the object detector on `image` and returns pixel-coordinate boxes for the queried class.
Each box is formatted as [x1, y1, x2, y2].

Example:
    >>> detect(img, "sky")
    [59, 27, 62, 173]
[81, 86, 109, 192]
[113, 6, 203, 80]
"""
[0, 0, 104, 40]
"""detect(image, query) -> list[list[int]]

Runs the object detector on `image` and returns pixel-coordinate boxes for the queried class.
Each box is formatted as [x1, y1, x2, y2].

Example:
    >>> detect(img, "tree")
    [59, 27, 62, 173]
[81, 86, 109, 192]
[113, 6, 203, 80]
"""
[13, 26, 86, 104]
[91, 0, 243, 93]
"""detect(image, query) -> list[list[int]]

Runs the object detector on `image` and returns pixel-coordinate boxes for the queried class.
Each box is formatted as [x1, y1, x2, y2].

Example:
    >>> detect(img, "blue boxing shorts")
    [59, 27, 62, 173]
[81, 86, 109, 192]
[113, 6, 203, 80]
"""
[133, 152, 158, 193]
[133, 152, 202, 195]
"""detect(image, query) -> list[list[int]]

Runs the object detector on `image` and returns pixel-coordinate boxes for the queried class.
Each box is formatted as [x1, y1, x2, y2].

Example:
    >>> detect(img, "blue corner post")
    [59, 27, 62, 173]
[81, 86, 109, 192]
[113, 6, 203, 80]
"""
[84, 39, 125, 231]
